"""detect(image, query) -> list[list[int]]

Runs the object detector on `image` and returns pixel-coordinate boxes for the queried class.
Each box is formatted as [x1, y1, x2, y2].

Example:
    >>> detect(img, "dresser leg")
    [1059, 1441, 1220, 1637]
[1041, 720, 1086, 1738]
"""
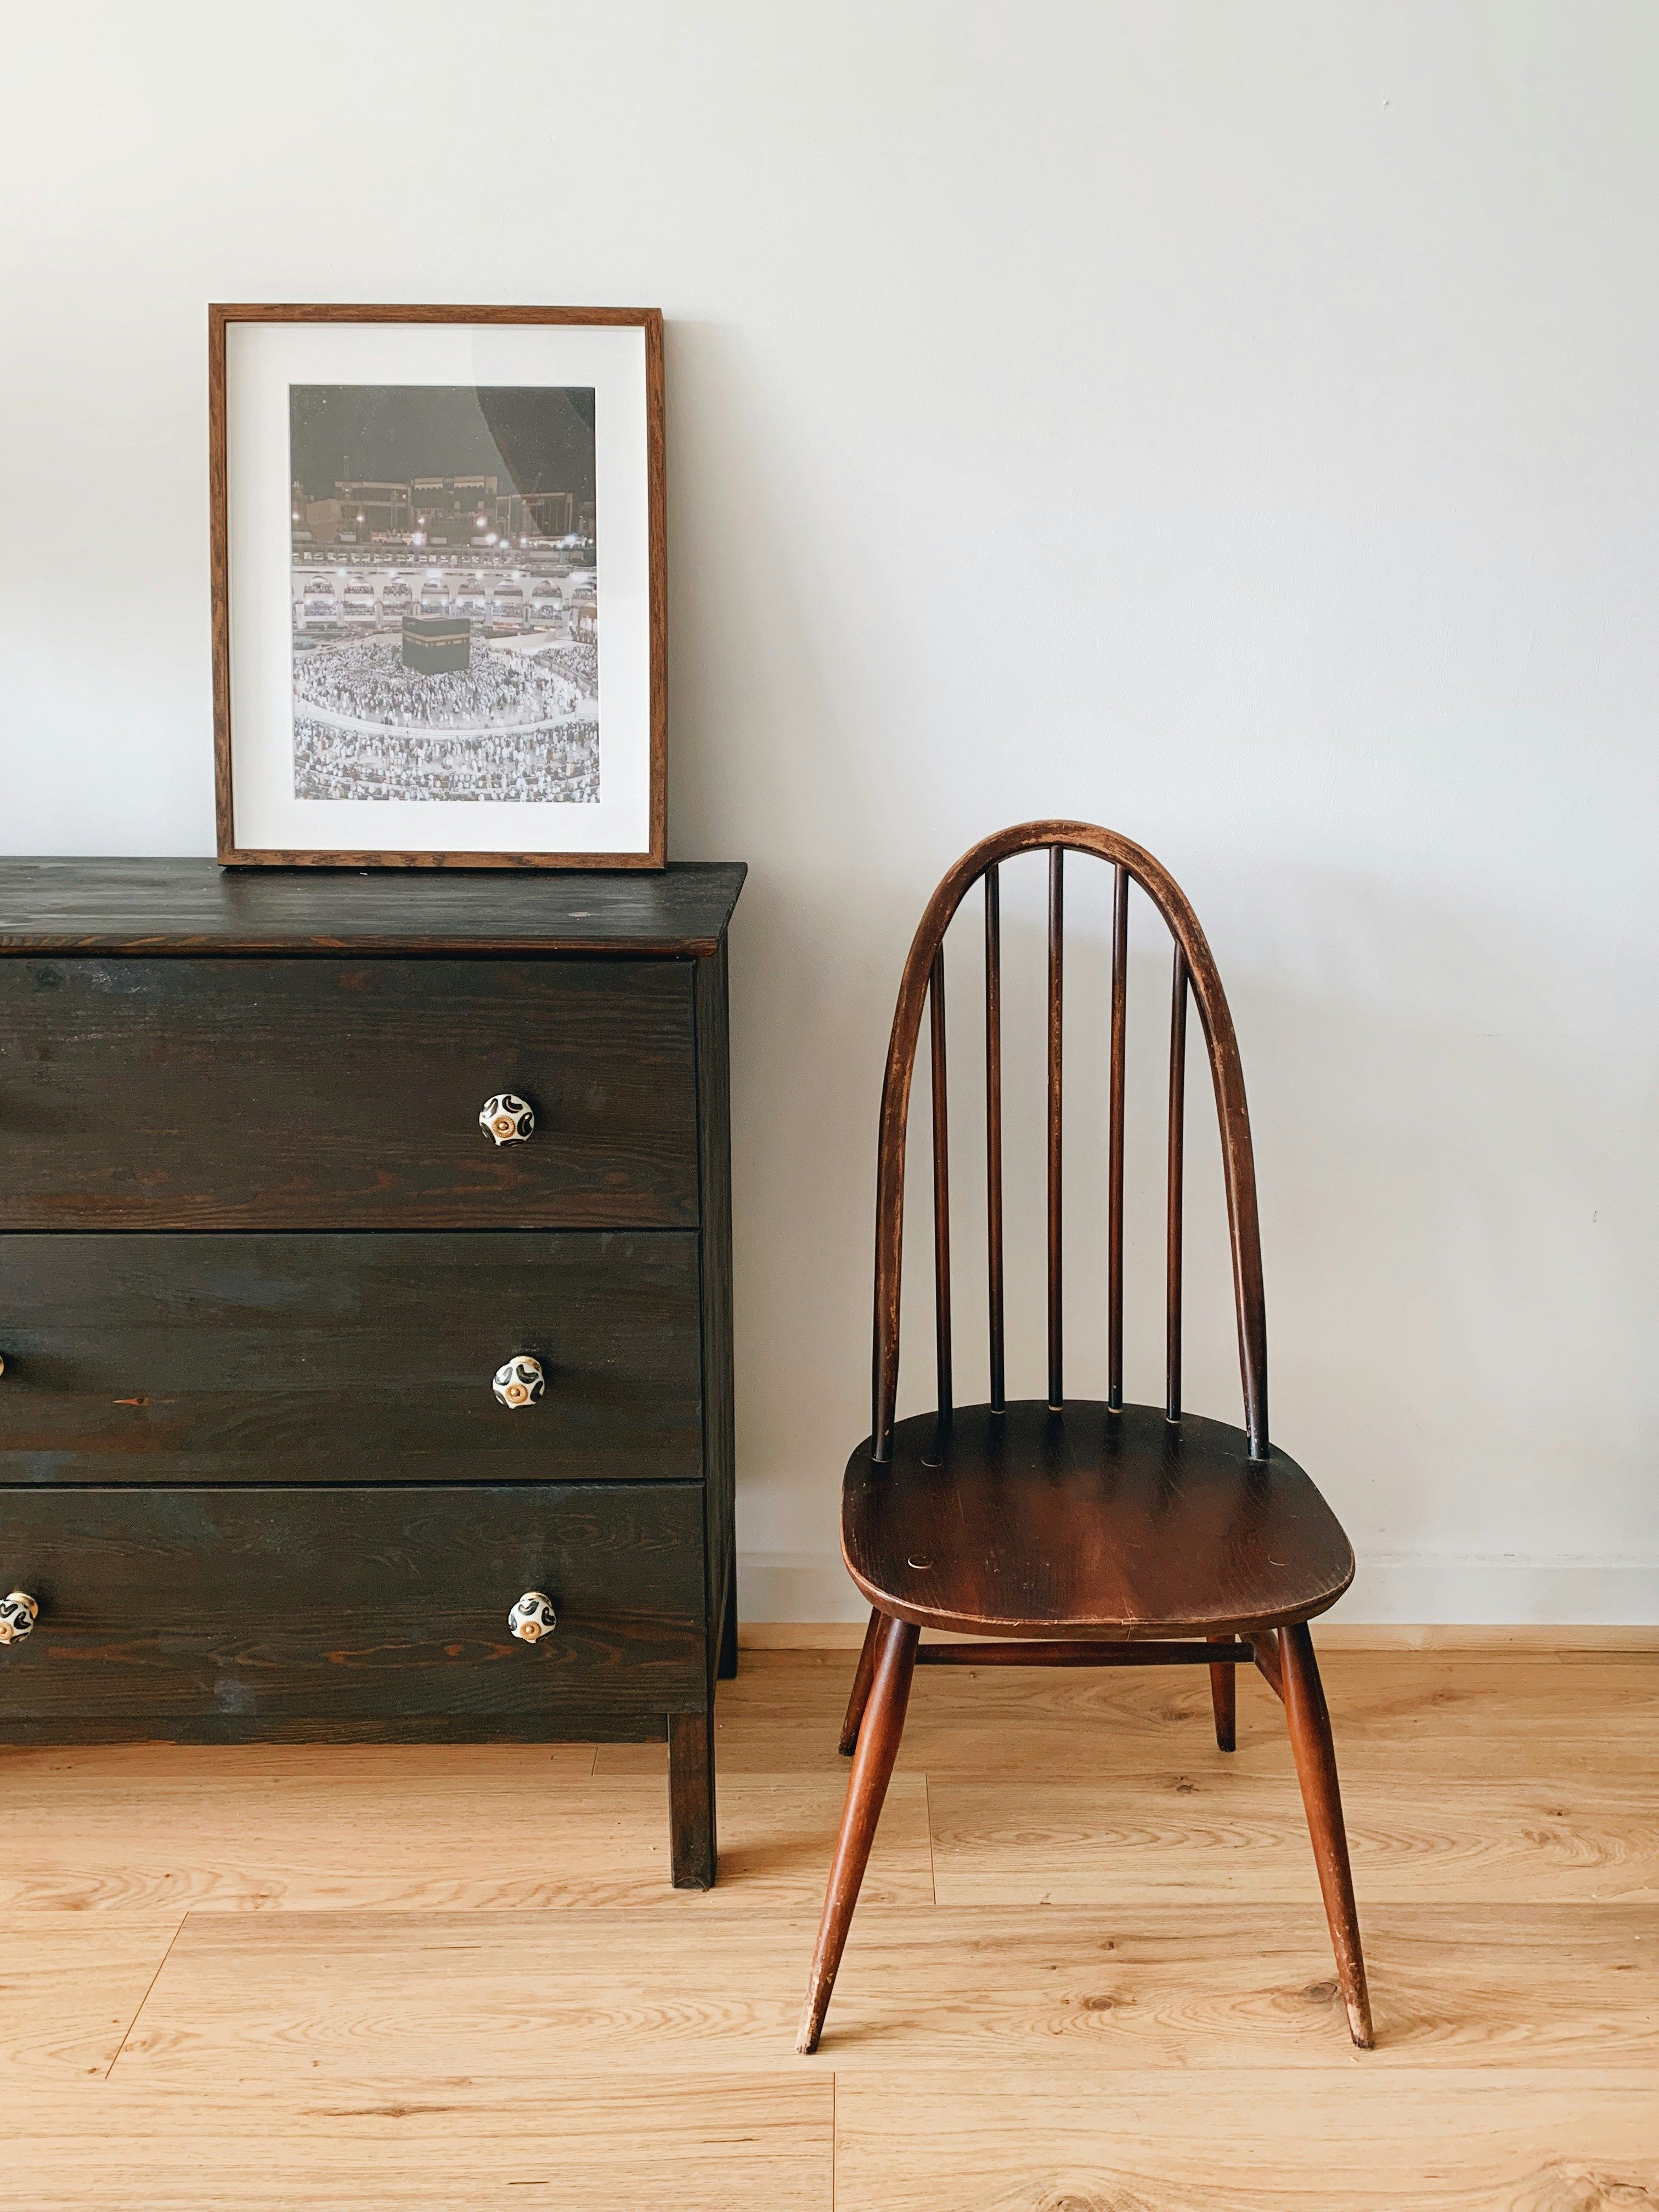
[668, 1709, 716, 1888]
[717, 1562, 739, 1681]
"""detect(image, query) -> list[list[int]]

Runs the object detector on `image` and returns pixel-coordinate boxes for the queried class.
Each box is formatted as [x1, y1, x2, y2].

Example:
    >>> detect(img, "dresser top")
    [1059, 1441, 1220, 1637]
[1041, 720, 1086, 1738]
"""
[0, 859, 746, 957]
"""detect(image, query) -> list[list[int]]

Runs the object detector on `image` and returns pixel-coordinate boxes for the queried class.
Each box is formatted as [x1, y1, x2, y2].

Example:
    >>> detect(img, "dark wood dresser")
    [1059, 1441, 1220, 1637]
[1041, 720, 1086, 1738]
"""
[0, 859, 743, 1887]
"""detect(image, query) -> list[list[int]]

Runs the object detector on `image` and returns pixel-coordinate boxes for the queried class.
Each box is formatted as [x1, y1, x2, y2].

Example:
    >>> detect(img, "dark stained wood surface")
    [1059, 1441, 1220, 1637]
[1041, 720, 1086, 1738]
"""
[928, 947, 952, 1419]
[1165, 945, 1189, 1419]
[0, 957, 698, 1228]
[1046, 847, 1063, 1408]
[911, 1638, 1256, 1667]
[668, 1709, 717, 1889]
[0, 1232, 702, 1486]
[841, 1401, 1354, 1639]
[0, 856, 744, 1866]
[1282, 1620, 1375, 2047]
[0, 859, 745, 956]
[1208, 1634, 1238, 1750]
[0, 1707, 674, 1746]
[798, 1611, 918, 2052]
[983, 868, 1005, 1411]
[1107, 862, 1129, 1408]
[0, 1482, 706, 1728]
[693, 941, 738, 1673]
[837, 1607, 882, 1756]
[801, 823, 1368, 2041]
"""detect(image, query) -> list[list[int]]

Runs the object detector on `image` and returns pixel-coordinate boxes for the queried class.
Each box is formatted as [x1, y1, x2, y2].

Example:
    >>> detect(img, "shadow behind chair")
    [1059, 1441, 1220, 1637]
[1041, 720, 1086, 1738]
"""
[797, 821, 1373, 2054]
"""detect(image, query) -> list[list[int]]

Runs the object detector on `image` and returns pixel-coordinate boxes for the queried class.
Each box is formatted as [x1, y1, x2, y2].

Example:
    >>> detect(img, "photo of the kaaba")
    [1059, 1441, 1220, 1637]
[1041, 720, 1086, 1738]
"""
[289, 385, 599, 802]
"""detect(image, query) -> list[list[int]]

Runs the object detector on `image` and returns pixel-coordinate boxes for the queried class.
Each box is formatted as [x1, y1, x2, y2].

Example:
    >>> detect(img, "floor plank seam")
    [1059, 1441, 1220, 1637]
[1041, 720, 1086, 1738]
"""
[104, 1909, 190, 2080]
[924, 1770, 937, 1905]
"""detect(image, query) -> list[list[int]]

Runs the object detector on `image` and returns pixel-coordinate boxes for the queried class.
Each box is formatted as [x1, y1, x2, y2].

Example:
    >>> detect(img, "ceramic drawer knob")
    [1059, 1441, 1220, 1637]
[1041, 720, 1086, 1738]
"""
[479, 1093, 535, 1146]
[492, 1354, 545, 1410]
[0, 1592, 38, 1646]
[508, 1591, 557, 1643]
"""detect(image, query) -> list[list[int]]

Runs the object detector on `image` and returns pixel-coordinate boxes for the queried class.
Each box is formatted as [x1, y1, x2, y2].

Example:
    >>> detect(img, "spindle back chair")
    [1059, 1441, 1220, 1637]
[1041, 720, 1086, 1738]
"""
[798, 821, 1373, 2056]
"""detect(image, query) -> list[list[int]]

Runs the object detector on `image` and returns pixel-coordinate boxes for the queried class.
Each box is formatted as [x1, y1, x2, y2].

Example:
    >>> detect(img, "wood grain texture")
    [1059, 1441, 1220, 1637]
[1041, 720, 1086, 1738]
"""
[662, 1647, 1659, 1780]
[13, 2077, 832, 2212]
[843, 1402, 1353, 1637]
[0, 1756, 931, 1914]
[90, 1901, 1659, 2079]
[0, 958, 699, 1228]
[0, 1912, 187, 2080]
[0, 1232, 702, 1483]
[210, 304, 668, 871]
[0, 857, 744, 953]
[14, 1648, 1659, 2206]
[928, 1768, 1659, 1904]
[835, 2071, 1659, 2210]
[793, 1901, 1659, 2071]
[0, 1484, 706, 1730]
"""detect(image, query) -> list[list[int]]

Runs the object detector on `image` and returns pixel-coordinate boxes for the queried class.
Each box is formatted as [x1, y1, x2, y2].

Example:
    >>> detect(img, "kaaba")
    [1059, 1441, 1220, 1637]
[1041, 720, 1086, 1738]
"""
[401, 614, 471, 674]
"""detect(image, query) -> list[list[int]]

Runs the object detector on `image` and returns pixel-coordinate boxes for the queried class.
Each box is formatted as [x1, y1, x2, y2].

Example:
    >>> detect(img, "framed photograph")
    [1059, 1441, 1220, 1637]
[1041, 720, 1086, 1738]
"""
[210, 304, 665, 868]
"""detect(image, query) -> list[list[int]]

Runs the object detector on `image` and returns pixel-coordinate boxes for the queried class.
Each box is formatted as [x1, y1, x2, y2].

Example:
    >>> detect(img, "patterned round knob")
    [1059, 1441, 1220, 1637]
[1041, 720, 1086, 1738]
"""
[0, 1592, 38, 1647]
[479, 1093, 535, 1146]
[509, 1591, 556, 1643]
[492, 1354, 545, 1410]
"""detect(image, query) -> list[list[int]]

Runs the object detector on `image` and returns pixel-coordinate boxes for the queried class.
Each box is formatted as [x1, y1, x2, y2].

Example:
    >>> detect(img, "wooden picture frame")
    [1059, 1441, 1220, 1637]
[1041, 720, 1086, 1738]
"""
[210, 304, 666, 870]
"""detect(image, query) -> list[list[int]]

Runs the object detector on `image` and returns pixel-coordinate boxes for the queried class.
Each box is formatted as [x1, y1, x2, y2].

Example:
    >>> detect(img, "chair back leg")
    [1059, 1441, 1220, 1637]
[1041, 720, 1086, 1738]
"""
[799, 1611, 919, 2053]
[1206, 1638, 1237, 1751]
[1280, 1620, 1374, 2048]
[838, 1607, 883, 1756]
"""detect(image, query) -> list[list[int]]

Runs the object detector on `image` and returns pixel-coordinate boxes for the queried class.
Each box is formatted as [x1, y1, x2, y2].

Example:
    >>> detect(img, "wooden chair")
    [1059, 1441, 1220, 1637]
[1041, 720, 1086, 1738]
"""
[797, 821, 1373, 2054]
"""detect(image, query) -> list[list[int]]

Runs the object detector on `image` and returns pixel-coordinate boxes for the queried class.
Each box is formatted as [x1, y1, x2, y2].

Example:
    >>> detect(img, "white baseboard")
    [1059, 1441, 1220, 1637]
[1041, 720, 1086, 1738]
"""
[737, 1620, 1659, 1650]
[736, 1549, 1659, 1646]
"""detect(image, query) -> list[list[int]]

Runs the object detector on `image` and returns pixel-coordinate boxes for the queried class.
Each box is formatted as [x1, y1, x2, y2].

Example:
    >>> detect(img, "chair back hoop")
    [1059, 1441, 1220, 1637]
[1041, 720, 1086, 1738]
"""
[870, 820, 1269, 1463]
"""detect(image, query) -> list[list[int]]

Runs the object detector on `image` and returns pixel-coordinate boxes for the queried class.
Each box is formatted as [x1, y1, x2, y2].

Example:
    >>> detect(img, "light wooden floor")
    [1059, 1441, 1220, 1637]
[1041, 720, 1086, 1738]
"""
[5, 1644, 1658, 2207]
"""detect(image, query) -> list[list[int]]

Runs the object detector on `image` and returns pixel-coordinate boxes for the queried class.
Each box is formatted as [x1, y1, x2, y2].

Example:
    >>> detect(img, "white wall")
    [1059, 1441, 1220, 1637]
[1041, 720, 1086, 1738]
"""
[4, 2, 1656, 1621]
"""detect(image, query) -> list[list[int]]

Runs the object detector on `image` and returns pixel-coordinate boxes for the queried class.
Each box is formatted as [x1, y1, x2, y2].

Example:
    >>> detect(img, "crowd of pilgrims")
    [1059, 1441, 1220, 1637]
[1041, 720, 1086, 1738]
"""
[292, 719, 600, 804]
[293, 640, 591, 731]
[544, 641, 599, 697]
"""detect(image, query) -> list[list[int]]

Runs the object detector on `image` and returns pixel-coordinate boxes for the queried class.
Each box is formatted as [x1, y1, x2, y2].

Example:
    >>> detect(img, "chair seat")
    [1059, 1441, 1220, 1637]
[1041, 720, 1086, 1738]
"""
[841, 1400, 1354, 1639]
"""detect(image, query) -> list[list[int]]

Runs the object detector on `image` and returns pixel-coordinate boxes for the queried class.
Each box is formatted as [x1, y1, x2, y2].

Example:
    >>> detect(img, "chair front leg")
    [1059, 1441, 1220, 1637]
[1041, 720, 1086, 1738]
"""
[837, 1607, 883, 1756]
[799, 1611, 918, 2053]
[1280, 1619, 1374, 2049]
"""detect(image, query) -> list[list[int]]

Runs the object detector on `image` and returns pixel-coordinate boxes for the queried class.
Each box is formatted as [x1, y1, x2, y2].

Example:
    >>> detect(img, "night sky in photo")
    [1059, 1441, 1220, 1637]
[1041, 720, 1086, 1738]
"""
[289, 385, 596, 499]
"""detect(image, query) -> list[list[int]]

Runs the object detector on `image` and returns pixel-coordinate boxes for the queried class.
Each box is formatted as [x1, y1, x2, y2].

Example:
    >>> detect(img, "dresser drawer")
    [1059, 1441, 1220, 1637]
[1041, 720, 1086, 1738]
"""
[0, 1483, 706, 1732]
[0, 1232, 702, 1486]
[0, 957, 697, 1229]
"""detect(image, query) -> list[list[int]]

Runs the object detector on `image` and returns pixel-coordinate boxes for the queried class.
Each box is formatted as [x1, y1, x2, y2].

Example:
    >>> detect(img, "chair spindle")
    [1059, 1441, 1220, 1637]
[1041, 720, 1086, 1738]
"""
[1046, 846, 1064, 1409]
[984, 866, 1005, 1413]
[1166, 945, 1188, 1420]
[1107, 864, 1129, 1410]
[867, 819, 1271, 1467]
[929, 946, 952, 1421]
